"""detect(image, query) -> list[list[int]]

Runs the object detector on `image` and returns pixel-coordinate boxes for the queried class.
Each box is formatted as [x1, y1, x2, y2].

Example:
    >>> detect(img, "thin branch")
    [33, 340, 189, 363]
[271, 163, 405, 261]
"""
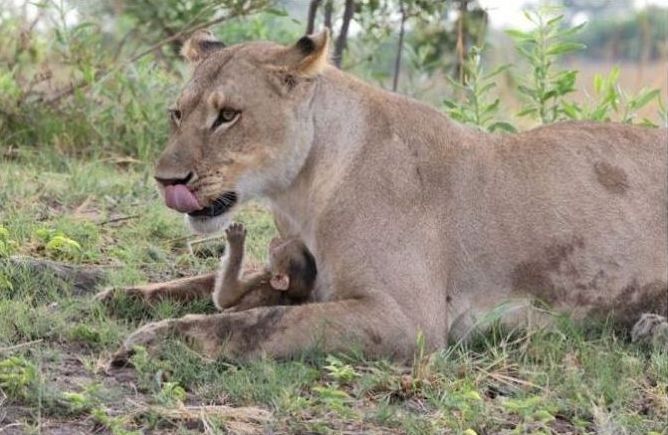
[306, 0, 322, 34]
[392, 1, 407, 92]
[333, 0, 355, 68]
[99, 214, 140, 226]
[0, 339, 43, 353]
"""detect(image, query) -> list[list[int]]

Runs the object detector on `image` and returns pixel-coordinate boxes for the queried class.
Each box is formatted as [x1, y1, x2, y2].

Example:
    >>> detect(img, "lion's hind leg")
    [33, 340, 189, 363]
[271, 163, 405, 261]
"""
[110, 298, 417, 365]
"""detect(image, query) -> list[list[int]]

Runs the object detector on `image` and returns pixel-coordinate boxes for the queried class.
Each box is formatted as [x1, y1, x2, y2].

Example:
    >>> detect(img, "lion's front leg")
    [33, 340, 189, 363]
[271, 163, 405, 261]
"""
[95, 272, 217, 303]
[112, 298, 417, 363]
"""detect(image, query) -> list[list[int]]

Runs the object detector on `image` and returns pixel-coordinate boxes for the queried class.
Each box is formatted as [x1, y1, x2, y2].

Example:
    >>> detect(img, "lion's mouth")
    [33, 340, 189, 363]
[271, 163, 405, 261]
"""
[188, 191, 238, 218]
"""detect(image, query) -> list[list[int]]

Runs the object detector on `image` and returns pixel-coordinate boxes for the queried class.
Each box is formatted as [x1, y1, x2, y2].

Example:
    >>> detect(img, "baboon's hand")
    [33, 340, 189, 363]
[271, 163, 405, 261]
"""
[225, 222, 247, 247]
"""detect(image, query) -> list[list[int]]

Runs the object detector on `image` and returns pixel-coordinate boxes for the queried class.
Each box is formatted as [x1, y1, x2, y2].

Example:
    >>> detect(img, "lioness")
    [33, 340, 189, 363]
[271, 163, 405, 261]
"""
[108, 30, 667, 361]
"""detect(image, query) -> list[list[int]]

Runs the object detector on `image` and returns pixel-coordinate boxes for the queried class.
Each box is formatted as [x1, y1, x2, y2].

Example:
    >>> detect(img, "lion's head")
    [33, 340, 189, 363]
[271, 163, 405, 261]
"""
[154, 30, 330, 234]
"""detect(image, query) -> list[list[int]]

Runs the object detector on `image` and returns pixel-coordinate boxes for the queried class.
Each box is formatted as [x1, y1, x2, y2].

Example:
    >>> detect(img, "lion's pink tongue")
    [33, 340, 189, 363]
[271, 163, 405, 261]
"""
[164, 185, 202, 213]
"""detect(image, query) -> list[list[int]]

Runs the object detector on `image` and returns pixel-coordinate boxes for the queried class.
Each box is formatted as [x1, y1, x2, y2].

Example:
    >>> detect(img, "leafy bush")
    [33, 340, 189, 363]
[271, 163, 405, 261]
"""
[0, 0, 269, 160]
[561, 66, 661, 126]
[443, 46, 516, 133]
[506, 9, 585, 124]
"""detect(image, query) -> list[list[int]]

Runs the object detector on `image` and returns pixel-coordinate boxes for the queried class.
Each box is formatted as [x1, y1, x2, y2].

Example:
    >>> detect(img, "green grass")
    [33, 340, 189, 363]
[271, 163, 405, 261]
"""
[1, 150, 666, 434]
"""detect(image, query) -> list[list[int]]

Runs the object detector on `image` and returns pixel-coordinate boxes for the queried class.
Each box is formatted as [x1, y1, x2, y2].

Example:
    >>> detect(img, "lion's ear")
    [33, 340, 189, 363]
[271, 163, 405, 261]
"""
[285, 30, 330, 77]
[181, 30, 225, 64]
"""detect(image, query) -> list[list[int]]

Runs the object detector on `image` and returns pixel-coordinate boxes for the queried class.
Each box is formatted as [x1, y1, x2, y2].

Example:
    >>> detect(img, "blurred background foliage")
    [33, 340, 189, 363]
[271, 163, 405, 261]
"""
[0, 0, 666, 160]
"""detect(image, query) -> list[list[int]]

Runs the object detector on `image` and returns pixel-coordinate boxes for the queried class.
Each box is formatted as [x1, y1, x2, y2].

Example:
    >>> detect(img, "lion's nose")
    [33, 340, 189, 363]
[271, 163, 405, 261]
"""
[154, 171, 194, 187]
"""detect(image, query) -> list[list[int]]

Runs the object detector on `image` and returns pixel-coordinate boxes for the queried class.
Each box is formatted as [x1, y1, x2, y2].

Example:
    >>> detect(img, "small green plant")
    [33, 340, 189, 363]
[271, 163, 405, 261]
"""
[312, 385, 356, 417]
[68, 324, 102, 346]
[502, 395, 559, 430]
[562, 67, 662, 125]
[35, 228, 83, 261]
[0, 226, 17, 258]
[91, 407, 140, 435]
[61, 391, 93, 414]
[443, 46, 516, 133]
[0, 356, 38, 401]
[324, 355, 359, 384]
[507, 8, 585, 124]
[156, 381, 186, 406]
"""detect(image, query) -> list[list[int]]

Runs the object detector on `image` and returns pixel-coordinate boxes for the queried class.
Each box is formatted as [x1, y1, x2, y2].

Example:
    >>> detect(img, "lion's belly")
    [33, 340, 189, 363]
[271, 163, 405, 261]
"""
[444, 124, 667, 337]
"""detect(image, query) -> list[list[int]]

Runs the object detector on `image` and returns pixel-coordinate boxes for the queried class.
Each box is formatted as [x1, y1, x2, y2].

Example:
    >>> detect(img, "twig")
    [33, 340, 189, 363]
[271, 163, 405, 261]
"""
[0, 339, 43, 354]
[0, 423, 26, 433]
[99, 214, 140, 226]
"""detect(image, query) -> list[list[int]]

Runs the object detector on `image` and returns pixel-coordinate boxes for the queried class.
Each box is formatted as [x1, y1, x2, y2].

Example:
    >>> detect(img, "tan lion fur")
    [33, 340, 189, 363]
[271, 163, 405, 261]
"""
[108, 30, 668, 362]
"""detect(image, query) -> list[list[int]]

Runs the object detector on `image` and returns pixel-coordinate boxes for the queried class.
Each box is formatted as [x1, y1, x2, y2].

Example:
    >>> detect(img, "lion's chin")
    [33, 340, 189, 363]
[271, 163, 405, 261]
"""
[186, 213, 231, 235]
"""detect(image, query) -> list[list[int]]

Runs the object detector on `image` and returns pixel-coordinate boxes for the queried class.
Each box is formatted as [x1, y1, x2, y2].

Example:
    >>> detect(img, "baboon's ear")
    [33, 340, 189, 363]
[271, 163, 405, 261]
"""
[284, 29, 330, 77]
[270, 273, 290, 291]
[181, 30, 225, 64]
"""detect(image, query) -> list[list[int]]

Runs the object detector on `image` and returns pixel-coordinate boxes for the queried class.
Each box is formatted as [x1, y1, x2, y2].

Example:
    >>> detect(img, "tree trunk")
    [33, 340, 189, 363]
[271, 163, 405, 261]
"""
[305, 0, 322, 35]
[455, 0, 469, 84]
[333, 0, 355, 68]
[392, 2, 407, 92]
[324, 0, 333, 31]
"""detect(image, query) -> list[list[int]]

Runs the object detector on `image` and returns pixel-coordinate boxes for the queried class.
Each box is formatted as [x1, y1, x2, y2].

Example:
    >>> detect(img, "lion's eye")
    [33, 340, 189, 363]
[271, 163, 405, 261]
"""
[212, 108, 240, 130]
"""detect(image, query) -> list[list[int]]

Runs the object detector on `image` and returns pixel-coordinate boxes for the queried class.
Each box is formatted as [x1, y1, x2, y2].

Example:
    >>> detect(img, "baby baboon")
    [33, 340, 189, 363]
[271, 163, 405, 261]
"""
[213, 223, 317, 311]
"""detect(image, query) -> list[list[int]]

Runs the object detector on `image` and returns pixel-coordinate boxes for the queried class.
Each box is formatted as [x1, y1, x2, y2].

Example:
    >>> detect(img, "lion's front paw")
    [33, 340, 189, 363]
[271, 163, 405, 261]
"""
[632, 313, 668, 350]
[109, 319, 176, 367]
[94, 287, 116, 303]
[126, 319, 175, 347]
[94, 285, 144, 303]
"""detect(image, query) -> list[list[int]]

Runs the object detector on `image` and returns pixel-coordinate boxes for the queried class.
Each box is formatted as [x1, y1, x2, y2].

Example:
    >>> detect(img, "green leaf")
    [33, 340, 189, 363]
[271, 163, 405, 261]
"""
[523, 10, 537, 24]
[442, 99, 457, 109]
[591, 105, 611, 121]
[629, 89, 660, 111]
[518, 85, 537, 98]
[479, 82, 496, 95]
[482, 64, 511, 81]
[483, 98, 500, 114]
[639, 118, 658, 128]
[517, 107, 538, 117]
[516, 46, 533, 61]
[546, 42, 586, 56]
[593, 74, 604, 94]
[489, 121, 517, 133]
[546, 14, 564, 26]
[264, 7, 288, 16]
[505, 29, 535, 42]
[560, 22, 587, 37]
